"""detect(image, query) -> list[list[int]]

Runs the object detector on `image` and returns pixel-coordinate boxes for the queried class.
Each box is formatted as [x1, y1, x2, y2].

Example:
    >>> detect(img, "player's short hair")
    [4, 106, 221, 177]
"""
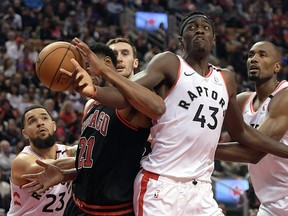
[90, 43, 117, 67]
[21, 104, 53, 129]
[179, 11, 215, 36]
[106, 37, 137, 58]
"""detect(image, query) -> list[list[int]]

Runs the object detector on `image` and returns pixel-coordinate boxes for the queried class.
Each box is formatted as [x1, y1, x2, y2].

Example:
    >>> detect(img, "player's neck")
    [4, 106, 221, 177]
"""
[255, 80, 279, 105]
[29, 145, 57, 160]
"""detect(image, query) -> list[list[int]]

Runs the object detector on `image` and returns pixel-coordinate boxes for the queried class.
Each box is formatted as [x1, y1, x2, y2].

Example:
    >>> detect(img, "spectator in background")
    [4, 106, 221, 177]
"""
[43, 98, 58, 120]
[0, 168, 11, 213]
[155, 22, 167, 46]
[106, 0, 124, 25]
[0, 100, 19, 123]
[13, 139, 27, 155]
[11, 73, 28, 96]
[143, 44, 161, 65]
[58, 99, 79, 143]
[1, 118, 22, 148]
[5, 31, 24, 64]
[19, 85, 41, 114]
[3, 56, 17, 78]
[55, 117, 71, 145]
[3, 6, 22, 31]
[0, 140, 16, 183]
[62, 11, 81, 40]
[6, 84, 23, 113]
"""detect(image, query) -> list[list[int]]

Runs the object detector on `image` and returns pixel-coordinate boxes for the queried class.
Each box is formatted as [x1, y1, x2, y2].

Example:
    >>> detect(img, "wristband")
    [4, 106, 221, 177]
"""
[90, 85, 97, 98]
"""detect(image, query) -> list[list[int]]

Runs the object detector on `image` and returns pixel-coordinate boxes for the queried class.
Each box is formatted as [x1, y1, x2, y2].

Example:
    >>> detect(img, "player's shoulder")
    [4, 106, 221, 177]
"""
[12, 152, 37, 166]
[270, 86, 288, 107]
[236, 91, 253, 108]
[150, 51, 179, 65]
[83, 99, 96, 114]
[237, 91, 253, 100]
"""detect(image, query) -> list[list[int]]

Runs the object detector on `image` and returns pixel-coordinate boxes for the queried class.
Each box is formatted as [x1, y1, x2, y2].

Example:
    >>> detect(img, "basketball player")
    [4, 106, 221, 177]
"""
[106, 37, 139, 79]
[8, 105, 75, 216]
[70, 12, 288, 215]
[23, 43, 165, 216]
[216, 41, 288, 216]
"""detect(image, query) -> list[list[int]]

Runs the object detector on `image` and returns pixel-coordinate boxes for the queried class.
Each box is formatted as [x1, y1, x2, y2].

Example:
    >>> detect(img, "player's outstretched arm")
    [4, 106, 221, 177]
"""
[223, 70, 288, 158]
[70, 38, 166, 120]
[22, 160, 77, 194]
[215, 142, 266, 163]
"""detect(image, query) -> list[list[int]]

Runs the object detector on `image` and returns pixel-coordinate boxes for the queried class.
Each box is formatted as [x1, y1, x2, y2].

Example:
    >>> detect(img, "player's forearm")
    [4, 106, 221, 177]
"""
[61, 168, 77, 181]
[98, 66, 165, 120]
[51, 157, 76, 169]
[215, 142, 264, 163]
[67, 145, 78, 157]
[235, 124, 288, 158]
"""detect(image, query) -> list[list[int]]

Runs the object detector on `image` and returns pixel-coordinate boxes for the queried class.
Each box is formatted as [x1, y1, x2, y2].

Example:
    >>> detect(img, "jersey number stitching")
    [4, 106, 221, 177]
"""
[42, 192, 65, 212]
[193, 104, 219, 129]
[78, 136, 95, 169]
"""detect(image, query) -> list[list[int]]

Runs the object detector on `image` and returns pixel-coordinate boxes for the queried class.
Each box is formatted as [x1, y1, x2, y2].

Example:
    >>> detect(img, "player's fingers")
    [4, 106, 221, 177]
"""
[59, 67, 73, 78]
[72, 37, 81, 45]
[36, 187, 47, 195]
[35, 160, 49, 169]
[70, 58, 82, 68]
[21, 179, 38, 188]
[22, 181, 43, 193]
[29, 183, 45, 194]
[73, 38, 90, 54]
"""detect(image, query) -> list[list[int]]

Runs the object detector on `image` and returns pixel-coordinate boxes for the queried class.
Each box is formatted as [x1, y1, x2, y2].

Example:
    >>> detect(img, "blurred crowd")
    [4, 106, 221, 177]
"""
[0, 0, 288, 215]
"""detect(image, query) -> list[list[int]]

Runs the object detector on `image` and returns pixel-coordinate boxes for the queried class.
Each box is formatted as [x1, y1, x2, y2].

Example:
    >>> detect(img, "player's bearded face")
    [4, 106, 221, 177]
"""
[249, 73, 260, 81]
[32, 134, 56, 149]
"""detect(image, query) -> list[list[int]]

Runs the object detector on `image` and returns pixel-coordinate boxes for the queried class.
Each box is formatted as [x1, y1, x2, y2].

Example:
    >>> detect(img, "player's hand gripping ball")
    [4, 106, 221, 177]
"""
[35, 41, 85, 91]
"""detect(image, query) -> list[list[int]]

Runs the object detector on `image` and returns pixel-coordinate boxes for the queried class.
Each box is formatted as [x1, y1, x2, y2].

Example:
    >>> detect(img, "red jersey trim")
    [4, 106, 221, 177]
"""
[73, 194, 133, 215]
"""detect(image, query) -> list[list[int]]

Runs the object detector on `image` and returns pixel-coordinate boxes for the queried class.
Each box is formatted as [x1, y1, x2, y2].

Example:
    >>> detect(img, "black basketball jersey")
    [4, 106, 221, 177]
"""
[73, 101, 150, 205]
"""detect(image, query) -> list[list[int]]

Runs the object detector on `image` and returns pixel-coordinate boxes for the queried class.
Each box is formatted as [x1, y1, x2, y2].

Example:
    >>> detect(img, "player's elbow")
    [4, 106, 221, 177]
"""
[249, 155, 263, 164]
[151, 101, 166, 120]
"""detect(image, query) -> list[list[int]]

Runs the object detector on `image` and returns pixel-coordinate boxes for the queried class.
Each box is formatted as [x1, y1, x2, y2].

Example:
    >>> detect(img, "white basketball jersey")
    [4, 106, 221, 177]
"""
[141, 56, 229, 182]
[8, 144, 72, 216]
[244, 80, 288, 204]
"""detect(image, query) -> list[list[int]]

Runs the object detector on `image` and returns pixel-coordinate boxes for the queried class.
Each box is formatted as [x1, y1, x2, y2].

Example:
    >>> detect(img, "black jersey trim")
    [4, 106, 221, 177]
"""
[115, 109, 139, 131]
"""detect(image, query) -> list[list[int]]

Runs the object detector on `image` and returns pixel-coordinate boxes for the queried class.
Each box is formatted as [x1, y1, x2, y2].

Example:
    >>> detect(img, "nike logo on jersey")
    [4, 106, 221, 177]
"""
[184, 71, 195, 76]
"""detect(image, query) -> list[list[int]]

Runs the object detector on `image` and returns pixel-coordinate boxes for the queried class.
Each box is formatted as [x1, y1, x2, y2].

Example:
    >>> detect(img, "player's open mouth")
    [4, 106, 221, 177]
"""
[249, 65, 259, 73]
[38, 128, 47, 134]
[116, 66, 125, 72]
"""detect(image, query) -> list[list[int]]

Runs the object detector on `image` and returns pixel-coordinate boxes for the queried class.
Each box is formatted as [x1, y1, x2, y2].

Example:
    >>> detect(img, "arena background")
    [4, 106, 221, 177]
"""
[0, 1, 287, 216]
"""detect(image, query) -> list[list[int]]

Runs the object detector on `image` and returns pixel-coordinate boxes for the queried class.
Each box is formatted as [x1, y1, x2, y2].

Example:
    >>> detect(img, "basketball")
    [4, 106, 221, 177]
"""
[35, 41, 85, 91]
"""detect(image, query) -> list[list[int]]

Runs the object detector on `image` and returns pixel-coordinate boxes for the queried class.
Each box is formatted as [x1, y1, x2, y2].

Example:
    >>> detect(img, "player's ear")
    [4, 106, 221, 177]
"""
[22, 129, 29, 139]
[212, 35, 216, 48]
[274, 62, 281, 73]
[104, 56, 112, 66]
[53, 121, 56, 132]
[178, 36, 184, 48]
[133, 58, 139, 69]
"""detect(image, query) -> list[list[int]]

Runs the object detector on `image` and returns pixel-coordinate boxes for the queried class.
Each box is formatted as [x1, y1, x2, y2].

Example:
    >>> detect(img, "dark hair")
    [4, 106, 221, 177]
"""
[106, 37, 137, 58]
[179, 11, 215, 36]
[21, 104, 53, 129]
[90, 43, 117, 67]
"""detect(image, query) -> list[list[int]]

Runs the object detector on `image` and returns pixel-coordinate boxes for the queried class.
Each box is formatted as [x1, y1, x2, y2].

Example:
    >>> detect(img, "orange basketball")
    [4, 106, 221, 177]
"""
[35, 41, 85, 91]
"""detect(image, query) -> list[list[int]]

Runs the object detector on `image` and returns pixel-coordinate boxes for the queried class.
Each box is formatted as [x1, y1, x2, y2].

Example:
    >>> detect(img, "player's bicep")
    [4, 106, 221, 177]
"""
[11, 155, 46, 185]
[133, 52, 179, 91]
[257, 108, 288, 141]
